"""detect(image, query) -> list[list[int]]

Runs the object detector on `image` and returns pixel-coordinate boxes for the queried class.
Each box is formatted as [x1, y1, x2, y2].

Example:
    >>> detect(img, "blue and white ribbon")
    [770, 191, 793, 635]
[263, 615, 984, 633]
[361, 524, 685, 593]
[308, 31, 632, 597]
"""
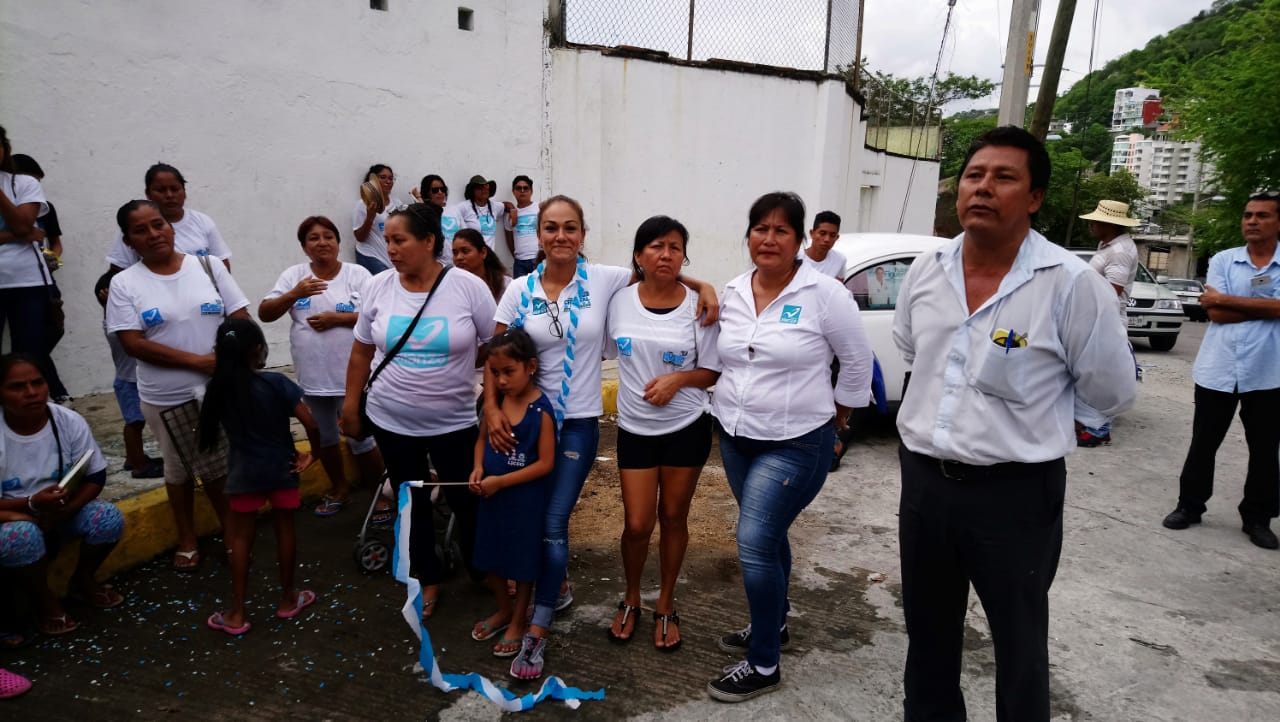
[512, 258, 587, 428]
[393, 481, 605, 711]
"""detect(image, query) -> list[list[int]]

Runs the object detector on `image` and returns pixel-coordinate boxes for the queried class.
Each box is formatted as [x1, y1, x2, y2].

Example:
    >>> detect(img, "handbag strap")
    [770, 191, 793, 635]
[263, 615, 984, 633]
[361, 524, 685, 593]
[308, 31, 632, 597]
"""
[29, 242, 52, 287]
[365, 266, 450, 392]
[48, 406, 64, 474]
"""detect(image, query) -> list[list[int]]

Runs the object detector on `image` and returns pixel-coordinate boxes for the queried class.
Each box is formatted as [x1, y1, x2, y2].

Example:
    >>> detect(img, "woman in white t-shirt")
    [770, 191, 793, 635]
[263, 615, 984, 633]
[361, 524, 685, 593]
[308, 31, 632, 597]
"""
[458, 175, 509, 253]
[0, 353, 125, 637]
[352, 164, 398, 275]
[259, 215, 384, 518]
[341, 202, 496, 618]
[105, 200, 251, 572]
[0, 127, 55, 388]
[705, 192, 872, 702]
[488, 195, 719, 678]
[604, 215, 720, 651]
[104, 163, 234, 272]
[412, 174, 460, 265]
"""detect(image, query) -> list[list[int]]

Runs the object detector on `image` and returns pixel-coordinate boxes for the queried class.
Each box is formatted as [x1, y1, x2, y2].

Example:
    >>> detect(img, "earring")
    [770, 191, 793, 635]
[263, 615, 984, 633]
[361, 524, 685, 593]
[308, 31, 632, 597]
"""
[682, 257, 690, 267]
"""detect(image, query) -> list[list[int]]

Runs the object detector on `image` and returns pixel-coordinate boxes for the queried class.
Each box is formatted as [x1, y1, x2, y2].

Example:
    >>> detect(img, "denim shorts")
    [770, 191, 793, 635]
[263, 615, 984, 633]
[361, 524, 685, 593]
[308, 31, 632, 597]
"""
[112, 379, 144, 425]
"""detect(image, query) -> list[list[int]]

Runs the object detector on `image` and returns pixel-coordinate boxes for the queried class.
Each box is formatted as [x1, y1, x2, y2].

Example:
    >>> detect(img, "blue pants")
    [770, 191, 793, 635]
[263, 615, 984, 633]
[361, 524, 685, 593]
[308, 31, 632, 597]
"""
[0, 499, 125, 568]
[717, 421, 834, 668]
[530, 417, 600, 628]
[512, 258, 537, 280]
[355, 253, 390, 275]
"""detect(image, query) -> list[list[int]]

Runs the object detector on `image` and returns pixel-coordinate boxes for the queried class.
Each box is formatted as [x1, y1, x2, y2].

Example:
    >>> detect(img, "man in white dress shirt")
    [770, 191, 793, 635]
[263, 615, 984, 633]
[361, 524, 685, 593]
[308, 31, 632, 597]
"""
[892, 126, 1136, 722]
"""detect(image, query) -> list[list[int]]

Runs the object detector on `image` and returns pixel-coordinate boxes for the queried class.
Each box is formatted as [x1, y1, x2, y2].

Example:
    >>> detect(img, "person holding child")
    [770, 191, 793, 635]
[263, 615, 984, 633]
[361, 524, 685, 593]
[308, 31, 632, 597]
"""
[198, 319, 322, 635]
[467, 327, 556, 678]
[0, 353, 126, 638]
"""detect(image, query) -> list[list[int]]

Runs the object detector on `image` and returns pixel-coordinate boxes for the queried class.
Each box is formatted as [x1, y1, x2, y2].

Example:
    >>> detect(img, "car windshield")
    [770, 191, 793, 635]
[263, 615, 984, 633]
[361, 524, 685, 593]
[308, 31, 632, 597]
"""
[1164, 280, 1201, 291]
[1134, 264, 1155, 283]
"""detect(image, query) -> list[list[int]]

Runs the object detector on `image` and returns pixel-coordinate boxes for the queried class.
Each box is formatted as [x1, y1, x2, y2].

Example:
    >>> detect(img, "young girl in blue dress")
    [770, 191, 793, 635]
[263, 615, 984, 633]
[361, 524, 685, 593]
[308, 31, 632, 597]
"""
[467, 327, 556, 679]
[197, 318, 322, 636]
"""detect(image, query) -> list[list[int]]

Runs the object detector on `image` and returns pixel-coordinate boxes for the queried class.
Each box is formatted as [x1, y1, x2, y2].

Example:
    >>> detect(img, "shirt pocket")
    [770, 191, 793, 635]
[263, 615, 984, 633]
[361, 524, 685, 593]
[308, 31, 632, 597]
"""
[971, 344, 1029, 403]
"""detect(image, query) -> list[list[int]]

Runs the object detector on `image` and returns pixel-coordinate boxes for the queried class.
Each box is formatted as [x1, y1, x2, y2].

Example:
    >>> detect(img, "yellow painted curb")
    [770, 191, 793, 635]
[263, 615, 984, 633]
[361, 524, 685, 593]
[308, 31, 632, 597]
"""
[601, 379, 619, 415]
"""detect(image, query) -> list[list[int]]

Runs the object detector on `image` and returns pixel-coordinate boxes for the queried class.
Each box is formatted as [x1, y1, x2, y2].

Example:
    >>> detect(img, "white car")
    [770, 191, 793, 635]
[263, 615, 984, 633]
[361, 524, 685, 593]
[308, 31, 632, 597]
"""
[833, 232, 946, 405]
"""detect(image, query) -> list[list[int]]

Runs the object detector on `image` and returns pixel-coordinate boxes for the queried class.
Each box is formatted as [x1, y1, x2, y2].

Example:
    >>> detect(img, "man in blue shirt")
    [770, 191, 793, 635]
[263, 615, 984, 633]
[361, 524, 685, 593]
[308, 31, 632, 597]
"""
[1163, 191, 1280, 549]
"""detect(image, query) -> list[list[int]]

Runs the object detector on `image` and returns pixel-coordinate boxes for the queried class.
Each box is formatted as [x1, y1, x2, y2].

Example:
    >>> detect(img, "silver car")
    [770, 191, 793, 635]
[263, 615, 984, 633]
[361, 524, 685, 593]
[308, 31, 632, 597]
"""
[1073, 251, 1183, 351]
[1163, 278, 1206, 322]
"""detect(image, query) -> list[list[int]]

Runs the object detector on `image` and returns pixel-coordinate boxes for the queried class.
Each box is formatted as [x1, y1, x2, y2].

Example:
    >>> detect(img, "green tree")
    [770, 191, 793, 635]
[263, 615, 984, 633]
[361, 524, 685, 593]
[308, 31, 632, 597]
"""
[1036, 146, 1146, 246]
[856, 68, 996, 125]
[939, 114, 997, 178]
[1161, 0, 1280, 255]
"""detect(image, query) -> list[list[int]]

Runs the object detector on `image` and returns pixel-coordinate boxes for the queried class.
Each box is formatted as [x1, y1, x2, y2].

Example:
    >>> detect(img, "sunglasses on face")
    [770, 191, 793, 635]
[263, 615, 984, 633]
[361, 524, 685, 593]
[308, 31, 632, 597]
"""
[429, 186, 447, 195]
[514, 185, 532, 191]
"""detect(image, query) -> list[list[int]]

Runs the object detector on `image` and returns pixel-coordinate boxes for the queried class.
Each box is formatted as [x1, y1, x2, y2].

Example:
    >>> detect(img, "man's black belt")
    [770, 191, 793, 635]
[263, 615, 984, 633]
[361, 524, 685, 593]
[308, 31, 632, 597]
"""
[907, 448, 1061, 482]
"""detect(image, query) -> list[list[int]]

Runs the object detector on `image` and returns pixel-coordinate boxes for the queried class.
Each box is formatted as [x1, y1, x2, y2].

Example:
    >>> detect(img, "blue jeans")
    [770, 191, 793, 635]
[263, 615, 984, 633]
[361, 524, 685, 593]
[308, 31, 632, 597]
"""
[512, 258, 537, 279]
[717, 420, 834, 668]
[355, 252, 390, 275]
[531, 417, 600, 628]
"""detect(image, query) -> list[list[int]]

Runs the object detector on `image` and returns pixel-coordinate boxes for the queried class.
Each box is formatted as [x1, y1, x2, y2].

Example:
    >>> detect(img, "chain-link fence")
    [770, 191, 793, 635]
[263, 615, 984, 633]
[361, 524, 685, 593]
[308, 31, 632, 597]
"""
[860, 68, 942, 159]
[559, 0, 860, 74]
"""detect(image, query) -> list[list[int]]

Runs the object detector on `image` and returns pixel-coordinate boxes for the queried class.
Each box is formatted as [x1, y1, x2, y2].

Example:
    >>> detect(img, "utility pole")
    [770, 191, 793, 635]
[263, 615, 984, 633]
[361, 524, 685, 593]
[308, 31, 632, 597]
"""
[998, 0, 1041, 127]
[1029, 0, 1076, 140]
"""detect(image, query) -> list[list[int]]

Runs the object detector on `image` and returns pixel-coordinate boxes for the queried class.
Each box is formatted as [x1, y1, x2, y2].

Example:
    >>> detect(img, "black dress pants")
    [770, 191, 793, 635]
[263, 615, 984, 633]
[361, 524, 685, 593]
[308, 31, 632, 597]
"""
[898, 446, 1066, 722]
[1177, 384, 1280, 523]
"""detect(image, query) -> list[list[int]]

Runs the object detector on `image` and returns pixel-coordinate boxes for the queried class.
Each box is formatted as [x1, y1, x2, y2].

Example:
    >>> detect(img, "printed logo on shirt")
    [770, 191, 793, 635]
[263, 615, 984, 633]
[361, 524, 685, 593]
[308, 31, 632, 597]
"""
[661, 350, 688, 367]
[441, 215, 460, 239]
[335, 301, 356, 313]
[780, 305, 802, 325]
[200, 300, 224, 316]
[386, 315, 449, 368]
[377, 220, 386, 233]
[194, 249, 210, 257]
[565, 290, 591, 310]
[507, 451, 528, 468]
[515, 214, 536, 235]
[479, 214, 496, 237]
[616, 337, 633, 357]
[141, 308, 164, 328]
[531, 298, 550, 316]
[1, 478, 20, 492]
[294, 297, 312, 310]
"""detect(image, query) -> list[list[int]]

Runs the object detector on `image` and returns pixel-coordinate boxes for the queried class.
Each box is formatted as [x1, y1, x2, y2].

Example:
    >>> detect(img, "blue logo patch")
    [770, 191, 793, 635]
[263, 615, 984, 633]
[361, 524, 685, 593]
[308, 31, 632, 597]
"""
[780, 305, 802, 325]
[532, 298, 550, 316]
[1, 478, 20, 492]
[386, 315, 449, 368]
[200, 301, 224, 316]
[661, 350, 688, 367]
[440, 215, 460, 239]
[141, 308, 164, 328]
[335, 302, 356, 313]
[294, 297, 312, 310]
[479, 214, 496, 236]
[377, 220, 385, 233]
[616, 337, 632, 357]
[194, 249, 210, 257]
[565, 290, 591, 310]
[515, 214, 536, 235]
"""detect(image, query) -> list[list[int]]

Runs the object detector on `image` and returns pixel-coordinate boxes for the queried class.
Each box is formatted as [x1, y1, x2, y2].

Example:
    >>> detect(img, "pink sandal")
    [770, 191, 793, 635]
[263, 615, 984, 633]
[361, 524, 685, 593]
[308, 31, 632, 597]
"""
[0, 669, 32, 699]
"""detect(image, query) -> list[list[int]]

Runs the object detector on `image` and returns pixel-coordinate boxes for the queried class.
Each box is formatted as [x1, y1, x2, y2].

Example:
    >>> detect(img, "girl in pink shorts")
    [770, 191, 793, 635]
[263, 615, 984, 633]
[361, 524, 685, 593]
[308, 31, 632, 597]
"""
[197, 318, 321, 636]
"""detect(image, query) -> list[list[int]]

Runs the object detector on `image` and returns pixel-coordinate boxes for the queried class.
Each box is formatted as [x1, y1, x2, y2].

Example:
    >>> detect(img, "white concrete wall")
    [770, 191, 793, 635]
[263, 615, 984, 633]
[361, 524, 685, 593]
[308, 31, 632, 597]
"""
[856, 149, 941, 237]
[546, 48, 932, 288]
[1, 0, 545, 394]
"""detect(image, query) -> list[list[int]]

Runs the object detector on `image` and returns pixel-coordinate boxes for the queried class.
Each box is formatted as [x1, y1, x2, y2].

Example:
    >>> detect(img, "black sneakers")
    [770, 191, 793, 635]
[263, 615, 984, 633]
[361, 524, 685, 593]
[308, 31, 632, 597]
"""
[1162, 507, 1202, 530]
[707, 660, 781, 702]
[1243, 522, 1279, 550]
[717, 623, 791, 653]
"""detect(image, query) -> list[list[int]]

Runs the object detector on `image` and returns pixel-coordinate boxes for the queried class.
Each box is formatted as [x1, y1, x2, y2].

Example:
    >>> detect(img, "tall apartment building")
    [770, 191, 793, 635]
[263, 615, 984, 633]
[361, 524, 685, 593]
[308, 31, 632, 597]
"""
[1110, 129, 1212, 206]
[1111, 87, 1161, 132]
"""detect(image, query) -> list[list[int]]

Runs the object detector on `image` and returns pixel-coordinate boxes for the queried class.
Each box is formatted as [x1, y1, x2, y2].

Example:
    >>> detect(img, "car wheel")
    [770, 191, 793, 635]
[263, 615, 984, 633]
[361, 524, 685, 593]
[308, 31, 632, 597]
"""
[1148, 335, 1177, 351]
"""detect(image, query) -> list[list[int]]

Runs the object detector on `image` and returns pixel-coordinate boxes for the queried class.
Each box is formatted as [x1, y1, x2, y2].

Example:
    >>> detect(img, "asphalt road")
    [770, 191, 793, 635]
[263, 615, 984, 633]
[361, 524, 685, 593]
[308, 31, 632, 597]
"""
[8, 317, 1280, 721]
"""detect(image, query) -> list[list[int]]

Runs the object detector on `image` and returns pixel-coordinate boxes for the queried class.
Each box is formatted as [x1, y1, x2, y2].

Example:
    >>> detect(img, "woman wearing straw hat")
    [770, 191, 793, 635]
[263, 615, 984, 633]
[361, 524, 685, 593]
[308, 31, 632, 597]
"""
[458, 175, 509, 255]
[1075, 199, 1141, 448]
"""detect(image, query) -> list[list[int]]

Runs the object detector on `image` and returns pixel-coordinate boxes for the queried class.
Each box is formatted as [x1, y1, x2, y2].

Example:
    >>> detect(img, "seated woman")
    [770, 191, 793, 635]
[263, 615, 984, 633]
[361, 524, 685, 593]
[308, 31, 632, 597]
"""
[0, 354, 125, 637]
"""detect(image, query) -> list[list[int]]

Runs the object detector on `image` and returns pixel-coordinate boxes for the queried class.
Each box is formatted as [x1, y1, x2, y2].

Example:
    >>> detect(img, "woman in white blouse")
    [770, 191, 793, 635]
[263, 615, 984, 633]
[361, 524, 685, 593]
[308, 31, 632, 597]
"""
[705, 192, 872, 703]
[259, 215, 384, 517]
[604, 215, 720, 651]
[105, 200, 251, 572]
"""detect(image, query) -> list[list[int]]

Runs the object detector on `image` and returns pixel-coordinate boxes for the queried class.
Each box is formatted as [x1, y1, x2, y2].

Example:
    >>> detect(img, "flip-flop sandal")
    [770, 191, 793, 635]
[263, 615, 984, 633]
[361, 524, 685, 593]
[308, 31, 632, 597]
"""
[0, 669, 32, 699]
[370, 506, 395, 526]
[172, 549, 200, 573]
[492, 635, 523, 658]
[38, 614, 79, 636]
[653, 610, 682, 652]
[207, 612, 251, 636]
[472, 618, 511, 641]
[276, 590, 317, 619]
[606, 601, 640, 643]
[313, 496, 348, 517]
[420, 597, 438, 621]
[69, 584, 125, 610]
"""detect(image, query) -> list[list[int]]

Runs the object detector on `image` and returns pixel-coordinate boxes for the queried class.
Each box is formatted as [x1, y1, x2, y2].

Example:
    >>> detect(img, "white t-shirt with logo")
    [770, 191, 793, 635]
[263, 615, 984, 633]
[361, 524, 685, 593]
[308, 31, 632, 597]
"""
[504, 203, 539, 261]
[459, 200, 503, 250]
[105, 209, 233, 269]
[354, 268, 496, 436]
[800, 247, 847, 282]
[606, 285, 721, 436]
[495, 264, 633, 420]
[105, 254, 251, 406]
[1, 404, 108, 499]
[352, 197, 396, 267]
[440, 203, 465, 257]
[0, 172, 50, 289]
[264, 262, 373, 396]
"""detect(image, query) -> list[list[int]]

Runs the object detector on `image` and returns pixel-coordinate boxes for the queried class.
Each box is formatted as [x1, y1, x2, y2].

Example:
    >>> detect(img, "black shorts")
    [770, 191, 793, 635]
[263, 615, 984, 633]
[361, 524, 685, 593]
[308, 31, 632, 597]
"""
[616, 413, 713, 470]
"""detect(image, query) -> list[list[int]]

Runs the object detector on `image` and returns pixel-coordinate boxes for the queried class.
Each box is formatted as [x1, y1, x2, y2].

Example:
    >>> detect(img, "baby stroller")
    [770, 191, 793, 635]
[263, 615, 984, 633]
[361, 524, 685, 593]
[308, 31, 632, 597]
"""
[352, 471, 463, 576]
